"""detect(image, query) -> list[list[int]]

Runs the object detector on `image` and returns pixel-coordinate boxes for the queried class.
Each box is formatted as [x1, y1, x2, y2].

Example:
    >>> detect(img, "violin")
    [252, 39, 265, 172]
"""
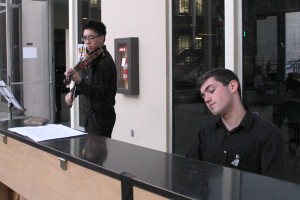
[64, 47, 104, 85]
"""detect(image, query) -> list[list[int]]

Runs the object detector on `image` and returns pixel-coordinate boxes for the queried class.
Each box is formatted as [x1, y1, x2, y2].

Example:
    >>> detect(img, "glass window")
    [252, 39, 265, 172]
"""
[0, 6, 7, 86]
[243, 0, 300, 183]
[12, 0, 21, 4]
[0, 2, 21, 104]
[172, 0, 224, 155]
[179, 0, 189, 14]
[10, 4, 21, 101]
[0, 6, 5, 12]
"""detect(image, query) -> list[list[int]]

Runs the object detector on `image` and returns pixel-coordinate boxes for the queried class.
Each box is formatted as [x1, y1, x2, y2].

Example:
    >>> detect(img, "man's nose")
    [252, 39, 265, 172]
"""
[204, 94, 211, 103]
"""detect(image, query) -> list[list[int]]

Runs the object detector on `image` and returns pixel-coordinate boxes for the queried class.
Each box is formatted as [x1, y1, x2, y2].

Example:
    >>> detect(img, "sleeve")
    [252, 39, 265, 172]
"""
[260, 125, 284, 179]
[186, 132, 202, 160]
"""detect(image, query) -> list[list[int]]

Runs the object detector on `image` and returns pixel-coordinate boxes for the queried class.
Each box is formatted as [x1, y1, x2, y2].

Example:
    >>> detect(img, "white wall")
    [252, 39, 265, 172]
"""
[102, 0, 169, 152]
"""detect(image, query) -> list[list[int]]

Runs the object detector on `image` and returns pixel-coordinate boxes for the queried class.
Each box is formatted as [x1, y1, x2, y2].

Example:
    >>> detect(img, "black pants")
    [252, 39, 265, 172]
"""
[84, 109, 116, 138]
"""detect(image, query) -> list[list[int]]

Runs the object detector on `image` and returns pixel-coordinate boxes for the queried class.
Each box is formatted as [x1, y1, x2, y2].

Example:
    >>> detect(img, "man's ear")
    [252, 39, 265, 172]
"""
[229, 80, 239, 92]
[99, 35, 105, 42]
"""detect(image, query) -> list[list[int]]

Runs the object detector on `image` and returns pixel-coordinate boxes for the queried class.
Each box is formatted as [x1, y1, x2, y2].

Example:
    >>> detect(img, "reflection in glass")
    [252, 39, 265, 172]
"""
[82, 133, 107, 164]
[173, 0, 224, 155]
[116, 43, 129, 89]
[243, 0, 300, 183]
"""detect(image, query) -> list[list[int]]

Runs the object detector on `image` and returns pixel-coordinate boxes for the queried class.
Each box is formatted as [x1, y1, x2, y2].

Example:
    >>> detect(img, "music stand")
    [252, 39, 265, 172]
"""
[0, 80, 24, 120]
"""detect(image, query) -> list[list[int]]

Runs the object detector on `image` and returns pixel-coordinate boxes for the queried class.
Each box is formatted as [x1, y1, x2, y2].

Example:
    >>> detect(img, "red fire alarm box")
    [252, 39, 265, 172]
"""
[115, 37, 139, 95]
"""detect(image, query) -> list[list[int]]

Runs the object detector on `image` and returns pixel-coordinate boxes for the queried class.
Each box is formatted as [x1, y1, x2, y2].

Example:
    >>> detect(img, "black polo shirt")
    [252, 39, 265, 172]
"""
[187, 110, 284, 178]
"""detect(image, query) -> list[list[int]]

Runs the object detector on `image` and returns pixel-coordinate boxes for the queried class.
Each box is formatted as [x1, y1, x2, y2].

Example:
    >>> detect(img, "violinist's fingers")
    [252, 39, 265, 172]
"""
[64, 68, 72, 76]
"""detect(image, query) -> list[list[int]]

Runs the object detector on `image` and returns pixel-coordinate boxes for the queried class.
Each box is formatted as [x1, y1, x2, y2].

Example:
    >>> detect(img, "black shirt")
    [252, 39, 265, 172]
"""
[76, 45, 116, 113]
[187, 110, 284, 179]
[72, 45, 117, 137]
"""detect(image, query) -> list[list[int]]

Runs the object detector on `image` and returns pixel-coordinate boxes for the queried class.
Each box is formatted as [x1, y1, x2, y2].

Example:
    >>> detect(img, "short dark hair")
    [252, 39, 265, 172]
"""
[198, 68, 241, 96]
[82, 20, 107, 36]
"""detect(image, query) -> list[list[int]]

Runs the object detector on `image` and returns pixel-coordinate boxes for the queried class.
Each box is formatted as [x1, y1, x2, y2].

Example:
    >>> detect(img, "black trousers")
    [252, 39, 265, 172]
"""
[84, 109, 116, 138]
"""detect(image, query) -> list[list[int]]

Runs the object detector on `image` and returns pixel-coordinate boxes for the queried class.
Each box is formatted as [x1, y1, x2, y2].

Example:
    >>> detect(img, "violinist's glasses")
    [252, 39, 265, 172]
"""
[81, 35, 99, 42]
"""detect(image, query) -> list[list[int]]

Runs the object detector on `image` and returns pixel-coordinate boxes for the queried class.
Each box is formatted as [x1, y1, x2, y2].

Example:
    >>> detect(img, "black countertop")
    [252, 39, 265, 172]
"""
[1, 119, 300, 200]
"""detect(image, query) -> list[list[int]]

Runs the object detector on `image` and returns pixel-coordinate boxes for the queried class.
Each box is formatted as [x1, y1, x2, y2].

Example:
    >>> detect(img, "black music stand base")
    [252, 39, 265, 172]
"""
[9, 102, 13, 120]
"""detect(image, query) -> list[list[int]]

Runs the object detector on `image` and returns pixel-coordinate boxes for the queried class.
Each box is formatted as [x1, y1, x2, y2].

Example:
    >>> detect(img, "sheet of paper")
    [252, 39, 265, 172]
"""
[23, 47, 37, 59]
[8, 124, 86, 142]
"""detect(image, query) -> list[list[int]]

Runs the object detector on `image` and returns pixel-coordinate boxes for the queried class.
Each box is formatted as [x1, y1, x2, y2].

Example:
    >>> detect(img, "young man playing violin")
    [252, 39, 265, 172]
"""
[64, 20, 117, 138]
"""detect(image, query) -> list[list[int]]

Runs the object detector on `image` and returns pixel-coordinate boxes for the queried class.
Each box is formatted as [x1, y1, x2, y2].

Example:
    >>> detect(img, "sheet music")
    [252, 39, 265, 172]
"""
[8, 124, 87, 142]
[0, 80, 23, 110]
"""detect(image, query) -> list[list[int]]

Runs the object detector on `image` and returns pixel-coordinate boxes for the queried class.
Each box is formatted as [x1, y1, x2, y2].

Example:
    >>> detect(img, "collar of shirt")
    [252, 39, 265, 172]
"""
[216, 109, 255, 134]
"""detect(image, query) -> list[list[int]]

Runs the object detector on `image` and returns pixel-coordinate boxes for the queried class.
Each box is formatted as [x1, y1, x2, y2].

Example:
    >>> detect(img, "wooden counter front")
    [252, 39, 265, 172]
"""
[0, 137, 121, 200]
[133, 187, 168, 200]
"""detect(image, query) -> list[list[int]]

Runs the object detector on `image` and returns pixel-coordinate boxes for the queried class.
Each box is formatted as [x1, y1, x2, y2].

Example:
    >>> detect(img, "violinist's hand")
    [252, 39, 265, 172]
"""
[64, 68, 81, 84]
[65, 91, 74, 108]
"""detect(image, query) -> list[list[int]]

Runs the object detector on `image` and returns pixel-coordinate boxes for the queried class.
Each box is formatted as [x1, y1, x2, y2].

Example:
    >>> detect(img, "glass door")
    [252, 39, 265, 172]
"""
[0, 2, 7, 88]
[0, 1, 7, 117]
[0, 0, 23, 119]
[0, 0, 55, 122]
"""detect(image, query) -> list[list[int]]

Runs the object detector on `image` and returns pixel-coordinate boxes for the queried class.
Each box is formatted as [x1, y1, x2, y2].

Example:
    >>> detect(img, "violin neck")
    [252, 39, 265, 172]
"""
[74, 47, 103, 72]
